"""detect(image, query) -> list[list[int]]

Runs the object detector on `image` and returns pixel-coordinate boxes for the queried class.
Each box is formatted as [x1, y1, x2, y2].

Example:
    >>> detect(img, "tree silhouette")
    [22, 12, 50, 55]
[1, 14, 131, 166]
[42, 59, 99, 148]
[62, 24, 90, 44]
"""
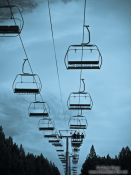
[0, 126, 60, 175]
[88, 145, 97, 159]
[81, 145, 131, 175]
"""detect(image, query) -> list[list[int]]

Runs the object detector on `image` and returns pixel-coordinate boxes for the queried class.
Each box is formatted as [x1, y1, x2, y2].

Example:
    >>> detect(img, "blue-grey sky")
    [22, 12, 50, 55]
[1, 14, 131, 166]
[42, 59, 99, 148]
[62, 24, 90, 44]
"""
[0, 0, 131, 174]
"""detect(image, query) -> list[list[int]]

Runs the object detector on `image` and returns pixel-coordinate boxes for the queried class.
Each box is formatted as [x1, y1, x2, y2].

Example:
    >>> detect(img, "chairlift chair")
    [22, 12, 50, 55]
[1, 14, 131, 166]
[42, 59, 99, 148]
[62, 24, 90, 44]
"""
[44, 131, 59, 139]
[52, 142, 63, 147]
[13, 60, 42, 94]
[72, 167, 77, 170]
[71, 139, 83, 148]
[73, 147, 80, 153]
[56, 149, 64, 152]
[72, 171, 77, 175]
[72, 173, 77, 175]
[44, 134, 57, 138]
[60, 157, 66, 160]
[49, 136, 61, 145]
[72, 159, 78, 165]
[72, 169, 77, 172]
[0, 5, 24, 36]
[72, 154, 79, 160]
[64, 26, 102, 70]
[38, 118, 55, 131]
[59, 157, 65, 160]
[28, 101, 49, 117]
[58, 154, 65, 158]
[60, 158, 65, 161]
[67, 92, 93, 111]
[61, 160, 66, 163]
[67, 79, 93, 111]
[69, 115, 88, 130]
[65, 44, 102, 69]
[48, 139, 60, 143]
[13, 73, 42, 94]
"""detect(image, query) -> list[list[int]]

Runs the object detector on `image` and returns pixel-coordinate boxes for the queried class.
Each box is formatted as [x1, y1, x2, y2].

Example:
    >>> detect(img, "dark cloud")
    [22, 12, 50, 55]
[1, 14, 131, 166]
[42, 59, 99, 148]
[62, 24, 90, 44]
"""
[0, 0, 76, 18]
[0, 0, 75, 11]
[0, 0, 37, 10]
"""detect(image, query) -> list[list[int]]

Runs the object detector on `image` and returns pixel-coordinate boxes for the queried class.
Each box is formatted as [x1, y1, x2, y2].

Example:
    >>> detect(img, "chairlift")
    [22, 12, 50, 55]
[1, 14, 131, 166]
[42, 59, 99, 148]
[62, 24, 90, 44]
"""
[71, 140, 82, 148]
[60, 159, 66, 162]
[64, 26, 102, 70]
[44, 134, 57, 138]
[49, 136, 61, 144]
[71, 130, 85, 140]
[44, 130, 59, 139]
[58, 154, 65, 158]
[73, 147, 80, 153]
[72, 173, 77, 175]
[61, 160, 66, 163]
[72, 167, 77, 170]
[56, 149, 64, 152]
[59, 158, 66, 162]
[72, 159, 78, 165]
[71, 133, 83, 148]
[0, 5, 24, 37]
[48, 139, 60, 143]
[72, 154, 79, 160]
[59, 157, 65, 160]
[52, 142, 63, 147]
[38, 118, 55, 131]
[69, 115, 88, 130]
[72, 171, 77, 173]
[13, 59, 42, 94]
[28, 101, 49, 117]
[67, 79, 93, 111]
[13, 73, 42, 94]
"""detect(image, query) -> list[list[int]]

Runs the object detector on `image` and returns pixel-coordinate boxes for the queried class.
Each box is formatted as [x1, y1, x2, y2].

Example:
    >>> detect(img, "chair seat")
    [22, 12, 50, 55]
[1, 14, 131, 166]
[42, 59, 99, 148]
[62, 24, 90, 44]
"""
[29, 112, 48, 117]
[44, 134, 57, 138]
[70, 125, 87, 129]
[68, 66, 100, 69]
[70, 104, 90, 106]
[49, 140, 59, 143]
[14, 88, 40, 94]
[0, 25, 20, 34]
[69, 104, 91, 110]
[68, 60, 99, 65]
[39, 127, 54, 131]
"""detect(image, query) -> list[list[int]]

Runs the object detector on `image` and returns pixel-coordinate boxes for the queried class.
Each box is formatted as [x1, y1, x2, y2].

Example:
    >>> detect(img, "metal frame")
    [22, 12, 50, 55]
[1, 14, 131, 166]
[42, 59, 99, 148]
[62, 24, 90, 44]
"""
[69, 115, 88, 130]
[38, 118, 55, 131]
[67, 91, 93, 111]
[28, 101, 50, 117]
[64, 26, 102, 70]
[12, 73, 42, 94]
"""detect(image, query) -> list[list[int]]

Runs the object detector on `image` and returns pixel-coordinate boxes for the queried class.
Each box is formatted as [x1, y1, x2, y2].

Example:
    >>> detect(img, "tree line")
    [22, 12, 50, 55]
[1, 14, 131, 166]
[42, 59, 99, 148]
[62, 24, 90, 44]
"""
[0, 126, 60, 175]
[81, 145, 131, 175]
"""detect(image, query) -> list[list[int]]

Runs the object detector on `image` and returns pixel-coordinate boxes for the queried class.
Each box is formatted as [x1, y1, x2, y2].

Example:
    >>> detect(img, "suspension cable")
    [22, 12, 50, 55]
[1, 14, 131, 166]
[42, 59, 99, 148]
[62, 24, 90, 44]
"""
[78, 0, 87, 116]
[47, 0, 64, 114]
[79, 0, 87, 92]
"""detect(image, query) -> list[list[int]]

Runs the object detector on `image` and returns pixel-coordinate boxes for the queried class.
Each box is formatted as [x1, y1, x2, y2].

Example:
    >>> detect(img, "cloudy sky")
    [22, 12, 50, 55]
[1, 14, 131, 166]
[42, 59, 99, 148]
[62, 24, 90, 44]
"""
[0, 0, 131, 174]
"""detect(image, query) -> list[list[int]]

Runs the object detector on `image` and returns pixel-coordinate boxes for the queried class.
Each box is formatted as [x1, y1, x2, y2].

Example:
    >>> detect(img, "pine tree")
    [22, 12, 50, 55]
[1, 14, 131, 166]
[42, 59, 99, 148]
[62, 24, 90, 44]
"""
[0, 126, 61, 175]
[88, 145, 97, 159]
